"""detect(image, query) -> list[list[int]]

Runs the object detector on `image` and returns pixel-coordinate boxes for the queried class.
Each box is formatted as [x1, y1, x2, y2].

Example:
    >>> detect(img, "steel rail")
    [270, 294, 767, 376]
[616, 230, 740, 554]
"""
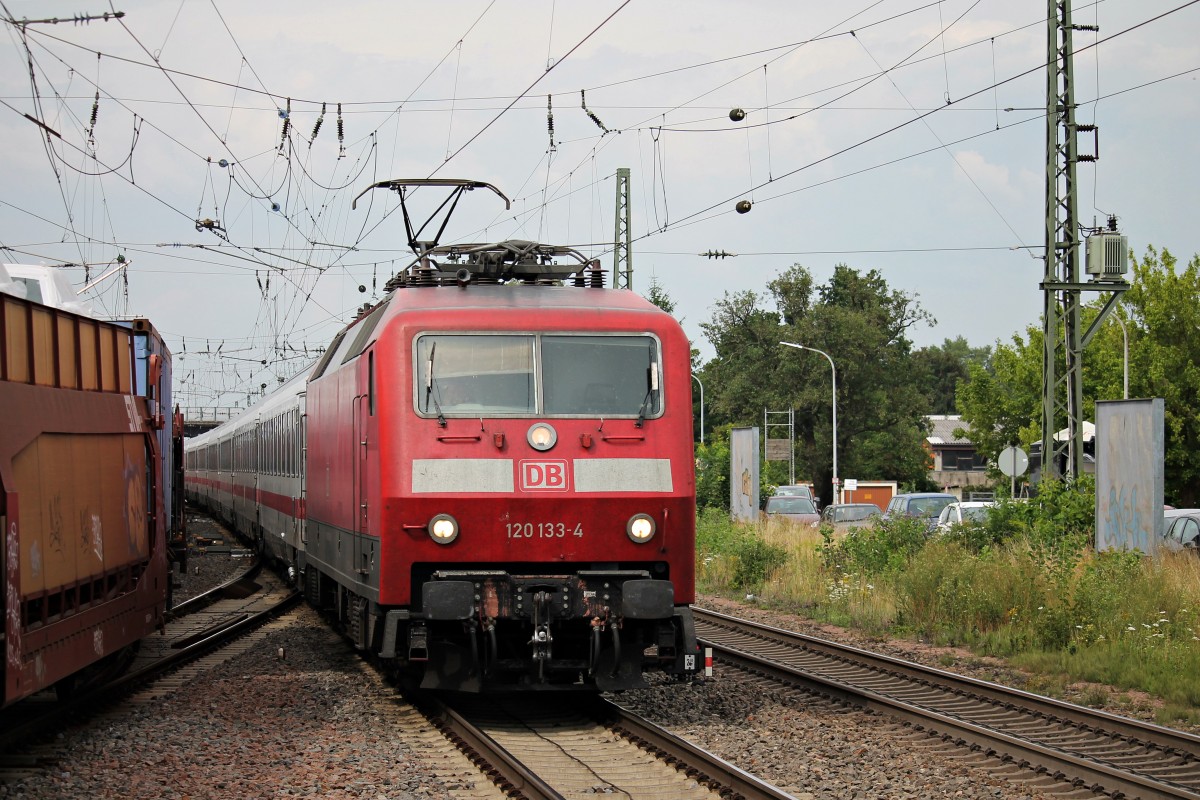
[415, 693, 564, 800]
[171, 559, 263, 615]
[595, 696, 795, 800]
[695, 606, 1200, 800]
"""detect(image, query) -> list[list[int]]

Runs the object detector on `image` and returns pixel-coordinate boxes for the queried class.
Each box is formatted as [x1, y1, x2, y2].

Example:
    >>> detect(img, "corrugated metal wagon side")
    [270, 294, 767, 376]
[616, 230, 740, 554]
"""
[1, 293, 168, 706]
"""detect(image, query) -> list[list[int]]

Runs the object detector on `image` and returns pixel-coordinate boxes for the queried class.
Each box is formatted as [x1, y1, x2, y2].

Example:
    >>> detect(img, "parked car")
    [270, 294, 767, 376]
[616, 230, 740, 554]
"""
[763, 495, 821, 525]
[816, 503, 882, 533]
[1163, 508, 1200, 553]
[773, 484, 816, 501]
[936, 501, 995, 533]
[884, 493, 958, 530]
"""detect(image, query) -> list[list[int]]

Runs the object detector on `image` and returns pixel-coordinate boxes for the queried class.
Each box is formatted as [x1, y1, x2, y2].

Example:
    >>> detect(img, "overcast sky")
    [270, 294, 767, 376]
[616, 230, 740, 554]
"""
[2, 1, 1197, 409]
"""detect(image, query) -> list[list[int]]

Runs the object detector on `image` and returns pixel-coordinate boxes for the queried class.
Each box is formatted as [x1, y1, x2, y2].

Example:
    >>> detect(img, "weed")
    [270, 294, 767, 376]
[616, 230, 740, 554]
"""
[1080, 685, 1111, 708]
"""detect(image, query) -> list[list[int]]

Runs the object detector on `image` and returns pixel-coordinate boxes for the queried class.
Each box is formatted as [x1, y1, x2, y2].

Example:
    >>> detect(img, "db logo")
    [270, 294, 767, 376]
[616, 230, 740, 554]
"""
[520, 460, 570, 491]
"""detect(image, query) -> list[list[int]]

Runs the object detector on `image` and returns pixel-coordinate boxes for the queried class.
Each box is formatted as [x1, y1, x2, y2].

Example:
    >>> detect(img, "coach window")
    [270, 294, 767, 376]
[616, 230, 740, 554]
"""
[416, 334, 535, 416]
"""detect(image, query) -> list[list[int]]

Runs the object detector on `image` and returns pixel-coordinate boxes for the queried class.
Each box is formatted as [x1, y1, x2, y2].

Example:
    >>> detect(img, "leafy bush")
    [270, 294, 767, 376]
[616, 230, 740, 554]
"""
[1015, 475, 1096, 546]
[944, 501, 1022, 553]
[695, 507, 787, 592]
[694, 437, 731, 511]
[821, 515, 929, 576]
[730, 534, 789, 590]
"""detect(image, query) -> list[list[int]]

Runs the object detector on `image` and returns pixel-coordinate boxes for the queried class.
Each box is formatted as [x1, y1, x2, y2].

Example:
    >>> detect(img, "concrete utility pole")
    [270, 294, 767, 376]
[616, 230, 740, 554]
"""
[1040, 0, 1127, 480]
[613, 167, 632, 289]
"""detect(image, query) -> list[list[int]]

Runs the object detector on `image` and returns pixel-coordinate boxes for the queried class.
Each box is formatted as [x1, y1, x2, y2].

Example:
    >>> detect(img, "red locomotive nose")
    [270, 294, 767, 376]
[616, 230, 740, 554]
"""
[183, 193, 700, 691]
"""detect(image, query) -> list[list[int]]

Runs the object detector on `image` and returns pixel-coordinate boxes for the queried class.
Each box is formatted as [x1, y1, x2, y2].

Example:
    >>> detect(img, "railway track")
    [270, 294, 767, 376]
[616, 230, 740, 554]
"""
[0, 560, 300, 766]
[421, 692, 793, 800]
[694, 606, 1200, 800]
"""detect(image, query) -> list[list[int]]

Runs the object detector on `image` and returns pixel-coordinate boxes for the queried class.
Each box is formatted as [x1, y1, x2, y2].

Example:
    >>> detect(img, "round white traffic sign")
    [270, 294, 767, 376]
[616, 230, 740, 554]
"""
[997, 445, 1029, 477]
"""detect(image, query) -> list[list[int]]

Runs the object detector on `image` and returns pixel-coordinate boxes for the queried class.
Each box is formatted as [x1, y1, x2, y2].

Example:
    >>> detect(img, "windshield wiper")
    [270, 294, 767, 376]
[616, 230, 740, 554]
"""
[425, 343, 446, 427]
[635, 360, 660, 428]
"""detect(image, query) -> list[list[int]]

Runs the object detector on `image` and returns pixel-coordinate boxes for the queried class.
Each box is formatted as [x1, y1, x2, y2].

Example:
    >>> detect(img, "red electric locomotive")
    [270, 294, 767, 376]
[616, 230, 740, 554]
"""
[1, 264, 176, 706]
[185, 180, 701, 690]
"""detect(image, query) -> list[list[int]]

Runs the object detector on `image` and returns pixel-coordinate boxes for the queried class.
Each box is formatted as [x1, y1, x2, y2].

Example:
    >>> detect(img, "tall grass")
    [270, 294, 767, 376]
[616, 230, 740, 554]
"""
[695, 497, 1200, 724]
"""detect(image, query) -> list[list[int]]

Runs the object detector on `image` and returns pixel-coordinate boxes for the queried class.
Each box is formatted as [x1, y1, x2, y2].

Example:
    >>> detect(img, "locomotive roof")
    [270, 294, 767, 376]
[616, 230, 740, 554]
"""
[382, 284, 664, 315]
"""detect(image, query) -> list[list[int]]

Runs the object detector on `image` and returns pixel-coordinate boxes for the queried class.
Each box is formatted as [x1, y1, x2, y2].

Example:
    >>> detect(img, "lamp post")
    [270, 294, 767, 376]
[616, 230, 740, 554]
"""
[780, 341, 838, 504]
[692, 373, 705, 445]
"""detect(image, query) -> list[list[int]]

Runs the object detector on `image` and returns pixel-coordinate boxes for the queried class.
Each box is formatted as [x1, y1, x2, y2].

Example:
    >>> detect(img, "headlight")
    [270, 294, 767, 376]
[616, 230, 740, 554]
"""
[626, 513, 656, 543]
[427, 513, 459, 544]
[526, 422, 557, 451]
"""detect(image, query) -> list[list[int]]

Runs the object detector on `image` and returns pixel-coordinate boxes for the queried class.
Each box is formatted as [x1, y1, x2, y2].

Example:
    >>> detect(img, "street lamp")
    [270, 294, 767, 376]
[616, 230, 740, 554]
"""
[692, 373, 705, 445]
[780, 341, 838, 504]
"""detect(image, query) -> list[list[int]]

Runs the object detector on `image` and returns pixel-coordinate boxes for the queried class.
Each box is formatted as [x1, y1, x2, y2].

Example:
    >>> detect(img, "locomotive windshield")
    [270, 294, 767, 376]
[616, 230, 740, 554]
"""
[416, 333, 661, 418]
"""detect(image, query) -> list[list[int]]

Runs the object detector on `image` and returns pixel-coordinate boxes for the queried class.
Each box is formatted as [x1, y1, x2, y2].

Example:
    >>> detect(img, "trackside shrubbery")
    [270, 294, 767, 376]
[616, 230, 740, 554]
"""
[695, 507, 788, 592]
[820, 515, 930, 575]
[695, 476, 1200, 726]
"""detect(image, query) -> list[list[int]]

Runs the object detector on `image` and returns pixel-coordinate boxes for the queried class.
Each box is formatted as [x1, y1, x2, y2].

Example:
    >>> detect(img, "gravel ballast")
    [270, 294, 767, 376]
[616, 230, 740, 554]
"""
[2, 513, 1184, 799]
[2, 613, 470, 800]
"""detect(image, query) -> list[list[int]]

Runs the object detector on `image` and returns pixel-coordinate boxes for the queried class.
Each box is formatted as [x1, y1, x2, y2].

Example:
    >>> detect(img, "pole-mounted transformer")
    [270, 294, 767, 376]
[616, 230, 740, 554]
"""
[1040, 0, 1128, 483]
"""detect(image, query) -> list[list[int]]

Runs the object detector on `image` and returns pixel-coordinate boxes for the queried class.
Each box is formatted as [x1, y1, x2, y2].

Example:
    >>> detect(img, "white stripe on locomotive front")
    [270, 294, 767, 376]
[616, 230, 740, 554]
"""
[573, 458, 672, 492]
[409, 457, 673, 493]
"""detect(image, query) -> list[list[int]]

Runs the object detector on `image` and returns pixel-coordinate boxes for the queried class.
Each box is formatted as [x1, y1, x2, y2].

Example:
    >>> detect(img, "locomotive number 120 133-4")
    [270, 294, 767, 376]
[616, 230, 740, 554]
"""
[506, 522, 583, 539]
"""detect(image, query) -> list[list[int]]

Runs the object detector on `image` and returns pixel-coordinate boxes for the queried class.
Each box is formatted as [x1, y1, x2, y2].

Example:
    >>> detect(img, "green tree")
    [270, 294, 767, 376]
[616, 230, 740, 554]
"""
[914, 336, 992, 414]
[643, 276, 676, 315]
[1126, 247, 1200, 505]
[955, 325, 1044, 462]
[700, 263, 937, 502]
[955, 245, 1200, 506]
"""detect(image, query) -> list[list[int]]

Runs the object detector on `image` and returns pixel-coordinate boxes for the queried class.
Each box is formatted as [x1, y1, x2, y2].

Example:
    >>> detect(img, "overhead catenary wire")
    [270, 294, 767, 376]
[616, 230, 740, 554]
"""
[3, 1, 1193, 405]
[430, 0, 630, 178]
[342, 2, 631, 254]
[441, 0, 1060, 245]
[441, 0, 991, 246]
[10, 0, 1113, 124]
[616, 0, 1200, 247]
[848, 11, 1030, 248]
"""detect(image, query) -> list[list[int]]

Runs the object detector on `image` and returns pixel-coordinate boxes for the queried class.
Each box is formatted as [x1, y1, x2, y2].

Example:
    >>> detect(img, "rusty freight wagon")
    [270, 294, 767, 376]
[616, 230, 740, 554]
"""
[1, 272, 171, 706]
